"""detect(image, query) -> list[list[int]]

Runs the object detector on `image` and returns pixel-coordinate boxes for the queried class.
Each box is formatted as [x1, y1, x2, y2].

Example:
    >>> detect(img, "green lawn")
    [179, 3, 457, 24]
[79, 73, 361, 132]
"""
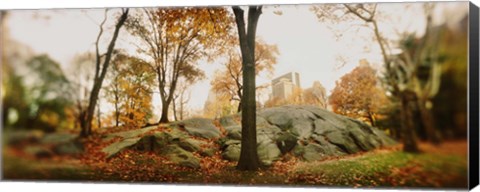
[292, 150, 467, 188]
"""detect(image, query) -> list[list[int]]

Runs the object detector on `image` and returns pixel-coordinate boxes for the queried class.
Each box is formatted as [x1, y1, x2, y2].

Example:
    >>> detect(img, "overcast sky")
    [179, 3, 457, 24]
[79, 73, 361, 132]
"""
[5, 2, 468, 115]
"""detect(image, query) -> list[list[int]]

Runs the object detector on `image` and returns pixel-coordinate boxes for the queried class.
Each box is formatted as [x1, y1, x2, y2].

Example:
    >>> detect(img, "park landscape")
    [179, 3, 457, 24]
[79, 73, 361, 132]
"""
[0, 2, 470, 189]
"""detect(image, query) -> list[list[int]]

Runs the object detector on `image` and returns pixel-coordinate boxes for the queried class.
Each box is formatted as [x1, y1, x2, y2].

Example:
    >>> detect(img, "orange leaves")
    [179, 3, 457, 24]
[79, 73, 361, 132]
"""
[329, 61, 388, 123]
[200, 151, 234, 176]
[106, 54, 155, 128]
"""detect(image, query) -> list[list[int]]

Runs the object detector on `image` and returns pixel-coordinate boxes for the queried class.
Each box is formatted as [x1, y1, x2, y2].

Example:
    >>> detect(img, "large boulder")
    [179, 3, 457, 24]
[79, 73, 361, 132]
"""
[40, 133, 78, 145]
[313, 118, 338, 135]
[5, 130, 44, 146]
[103, 126, 158, 141]
[290, 120, 313, 139]
[177, 138, 207, 152]
[226, 127, 242, 140]
[325, 131, 361, 153]
[100, 105, 396, 168]
[257, 141, 281, 166]
[53, 140, 84, 156]
[222, 144, 241, 161]
[174, 118, 221, 139]
[276, 131, 298, 154]
[219, 115, 239, 127]
[102, 137, 142, 158]
[163, 144, 200, 169]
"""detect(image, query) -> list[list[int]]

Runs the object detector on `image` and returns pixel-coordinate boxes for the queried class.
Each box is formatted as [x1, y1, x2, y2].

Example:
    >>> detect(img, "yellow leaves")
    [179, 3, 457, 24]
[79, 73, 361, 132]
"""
[329, 61, 388, 121]
[107, 54, 155, 128]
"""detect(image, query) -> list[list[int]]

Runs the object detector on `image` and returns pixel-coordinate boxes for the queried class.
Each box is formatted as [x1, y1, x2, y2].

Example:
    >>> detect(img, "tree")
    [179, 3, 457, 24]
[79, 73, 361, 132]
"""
[125, 8, 232, 123]
[432, 15, 468, 138]
[329, 61, 388, 126]
[232, 6, 263, 171]
[81, 8, 129, 137]
[24, 55, 73, 132]
[69, 52, 96, 130]
[312, 3, 442, 152]
[105, 54, 122, 127]
[105, 53, 155, 128]
[303, 81, 328, 109]
[384, 4, 443, 147]
[171, 79, 191, 121]
[211, 38, 279, 112]
[1, 13, 28, 128]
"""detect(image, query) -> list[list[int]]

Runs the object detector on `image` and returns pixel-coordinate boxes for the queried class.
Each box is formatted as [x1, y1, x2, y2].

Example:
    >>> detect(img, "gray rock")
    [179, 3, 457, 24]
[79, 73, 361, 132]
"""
[276, 131, 298, 154]
[53, 141, 84, 156]
[226, 128, 242, 140]
[219, 115, 239, 127]
[348, 128, 375, 151]
[259, 108, 293, 130]
[177, 138, 206, 152]
[257, 141, 281, 166]
[6, 130, 44, 146]
[200, 148, 216, 157]
[290, 120, 313, 139]
[259, 106, 317, 131]
[134, 134, 168, 153]
[257, 126, 280, 143]
[292, 143, 306, 157]
[224, 125, 241, 133]
[222, 144, 241, 161]
[40, 133, 77, 144]
[313, 119, 338, 135]
[256, 116, 271, 127]
[99, 105, 397, 166]
[103, 126, 158, 141]
[302, 143, 330, 161]
[102, 137, 142, 158]
[310, 134, 346, 156]
[177, 118, 221, 139]
[163, 144, 200, 169]
[325, 131, 361, 153]
[292, 141, 345, 162]
[224, 139, 241, 146]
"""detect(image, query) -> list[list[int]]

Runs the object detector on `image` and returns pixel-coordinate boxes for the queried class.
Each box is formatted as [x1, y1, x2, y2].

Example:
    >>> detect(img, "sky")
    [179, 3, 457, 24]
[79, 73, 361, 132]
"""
[4, 2, 469, 116]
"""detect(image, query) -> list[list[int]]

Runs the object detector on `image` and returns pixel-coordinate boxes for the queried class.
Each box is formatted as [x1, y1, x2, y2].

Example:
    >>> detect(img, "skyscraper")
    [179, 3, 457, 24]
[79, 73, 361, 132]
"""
[271, 72, 301, 100]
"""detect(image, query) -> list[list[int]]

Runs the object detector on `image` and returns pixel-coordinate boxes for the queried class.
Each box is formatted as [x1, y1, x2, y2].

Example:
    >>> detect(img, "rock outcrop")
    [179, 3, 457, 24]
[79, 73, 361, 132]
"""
[101, 105, 396, 168]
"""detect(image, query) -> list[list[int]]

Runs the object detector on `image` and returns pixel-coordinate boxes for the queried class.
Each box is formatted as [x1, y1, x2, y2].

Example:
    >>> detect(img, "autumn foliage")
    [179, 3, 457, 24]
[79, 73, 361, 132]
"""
[211, 38, 279, 112]
[329, 60, 388, 126]
[105, 53, 155, 128]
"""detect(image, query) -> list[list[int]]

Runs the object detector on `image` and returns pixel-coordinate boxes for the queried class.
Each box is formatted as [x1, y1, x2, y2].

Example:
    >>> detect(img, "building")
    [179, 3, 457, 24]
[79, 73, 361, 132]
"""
[271, 72, 301, 100]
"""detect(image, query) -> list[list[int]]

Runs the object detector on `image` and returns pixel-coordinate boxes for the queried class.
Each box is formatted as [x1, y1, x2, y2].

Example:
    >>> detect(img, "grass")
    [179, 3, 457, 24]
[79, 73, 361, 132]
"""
[292, 147, 467, 188]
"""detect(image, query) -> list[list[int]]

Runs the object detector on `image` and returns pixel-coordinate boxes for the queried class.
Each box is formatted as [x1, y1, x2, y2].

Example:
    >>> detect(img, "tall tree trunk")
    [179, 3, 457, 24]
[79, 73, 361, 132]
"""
[81, 9, 129, 137]
[96, 101, 101, 129]
[401, 90, 419, 153]
[417, 98, 441, 144]
[172, 98, 178, 122]
[233, 6, 262, 171]
[156, 67, 172, 124]
[159, 100, 170, 123]
[114, 95, 119, 127]
[83, 82, 101, 137]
